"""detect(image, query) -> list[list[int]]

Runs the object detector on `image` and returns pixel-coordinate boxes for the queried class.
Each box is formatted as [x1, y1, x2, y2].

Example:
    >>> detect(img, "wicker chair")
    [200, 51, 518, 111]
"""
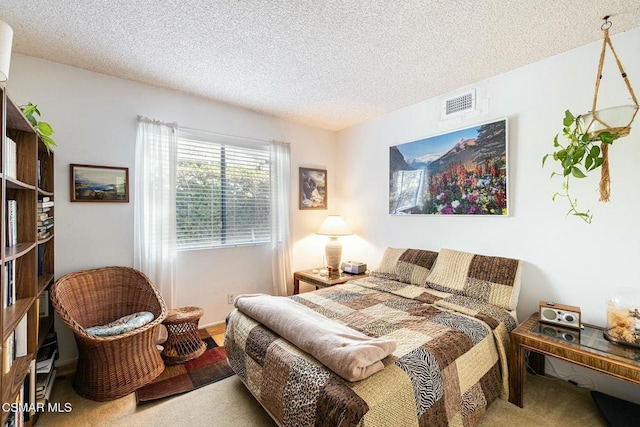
[50, 266, 168, 401]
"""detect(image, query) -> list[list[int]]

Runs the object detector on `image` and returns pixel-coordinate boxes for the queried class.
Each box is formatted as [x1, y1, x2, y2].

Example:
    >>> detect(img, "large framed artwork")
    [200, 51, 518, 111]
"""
[389, 118, 508, 215]
[299, 167, 327, 210]
[70, 164, 129, 202]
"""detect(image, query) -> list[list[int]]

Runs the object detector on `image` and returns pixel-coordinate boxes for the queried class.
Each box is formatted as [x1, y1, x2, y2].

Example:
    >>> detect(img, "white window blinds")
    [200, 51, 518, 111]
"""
[176, 130, 271, 249]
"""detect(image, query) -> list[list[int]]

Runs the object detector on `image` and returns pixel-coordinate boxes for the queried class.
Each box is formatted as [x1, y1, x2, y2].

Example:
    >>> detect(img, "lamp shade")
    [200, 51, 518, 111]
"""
[0, 20, 14, 82]
[316, 215, 352, 236]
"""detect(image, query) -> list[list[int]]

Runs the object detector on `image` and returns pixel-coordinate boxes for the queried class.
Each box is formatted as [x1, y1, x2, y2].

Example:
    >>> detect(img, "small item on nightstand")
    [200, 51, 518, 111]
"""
[327, 266, 333, 276]
[312, 269, 319, 274]
[341, 261, 367, 274]
[605, 287, 640, 348]
[319, 269, 328, 276]
[539, 301, 581, 329]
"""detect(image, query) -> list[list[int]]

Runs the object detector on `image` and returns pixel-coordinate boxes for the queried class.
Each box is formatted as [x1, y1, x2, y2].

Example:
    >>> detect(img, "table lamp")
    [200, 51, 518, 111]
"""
[316, 215, 352, 271]
[0, 20, 13, 82]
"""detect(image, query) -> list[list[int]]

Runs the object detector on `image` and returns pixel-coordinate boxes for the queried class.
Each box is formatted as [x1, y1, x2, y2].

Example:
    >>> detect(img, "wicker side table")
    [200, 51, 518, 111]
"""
[161, 306, 206, 364]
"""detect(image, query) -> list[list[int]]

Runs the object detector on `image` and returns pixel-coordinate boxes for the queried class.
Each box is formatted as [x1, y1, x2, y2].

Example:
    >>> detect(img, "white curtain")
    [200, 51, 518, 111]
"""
[270, 140, 292, 296]
[134, 117, 178, 309]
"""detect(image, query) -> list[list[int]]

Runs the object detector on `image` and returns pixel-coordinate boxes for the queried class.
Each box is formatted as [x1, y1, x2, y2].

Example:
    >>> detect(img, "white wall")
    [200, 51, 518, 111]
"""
[7, 54, 338, 364]
[336, 26, 640, 403]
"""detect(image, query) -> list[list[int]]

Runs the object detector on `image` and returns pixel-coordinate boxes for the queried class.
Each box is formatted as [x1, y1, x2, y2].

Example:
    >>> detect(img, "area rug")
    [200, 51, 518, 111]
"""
[135, 329, 235, 404]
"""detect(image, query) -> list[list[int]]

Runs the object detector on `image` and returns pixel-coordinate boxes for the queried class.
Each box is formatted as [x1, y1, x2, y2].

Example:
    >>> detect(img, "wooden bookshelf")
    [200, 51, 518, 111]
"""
[1, 89, 56, 426]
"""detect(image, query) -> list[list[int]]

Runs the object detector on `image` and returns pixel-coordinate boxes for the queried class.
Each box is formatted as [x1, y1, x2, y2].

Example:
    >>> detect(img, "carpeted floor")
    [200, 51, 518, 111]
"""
[36, 325, 609, 427]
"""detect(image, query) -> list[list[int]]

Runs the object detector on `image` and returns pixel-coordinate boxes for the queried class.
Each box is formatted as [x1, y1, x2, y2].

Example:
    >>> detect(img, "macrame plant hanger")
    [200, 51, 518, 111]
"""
[584, 16, 639, 202]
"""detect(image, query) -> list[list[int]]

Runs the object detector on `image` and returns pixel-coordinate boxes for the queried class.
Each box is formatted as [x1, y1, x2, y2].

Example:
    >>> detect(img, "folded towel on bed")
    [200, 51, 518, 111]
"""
[234, 294, 397, 382]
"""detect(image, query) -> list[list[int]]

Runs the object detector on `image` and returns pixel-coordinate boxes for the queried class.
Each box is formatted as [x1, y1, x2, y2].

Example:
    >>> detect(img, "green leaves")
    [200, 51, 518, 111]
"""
[542, 153, 549, 167]
[542, 109, 608, 224]
[40, 134, 57, 149]
[571, 167, 586, 178]
[599, 131, 616, 144]
[20, 102, 56, 154]
[37, 121, 54, 136]
[563, 110, 575, 127]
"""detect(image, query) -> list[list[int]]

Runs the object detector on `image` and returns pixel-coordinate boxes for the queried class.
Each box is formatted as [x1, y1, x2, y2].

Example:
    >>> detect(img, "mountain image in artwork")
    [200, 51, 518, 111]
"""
[73, 166, 127, 201]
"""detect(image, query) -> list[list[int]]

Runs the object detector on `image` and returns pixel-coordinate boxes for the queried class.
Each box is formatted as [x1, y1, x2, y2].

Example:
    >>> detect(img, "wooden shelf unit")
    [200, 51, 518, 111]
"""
[1, 89, 56, 426]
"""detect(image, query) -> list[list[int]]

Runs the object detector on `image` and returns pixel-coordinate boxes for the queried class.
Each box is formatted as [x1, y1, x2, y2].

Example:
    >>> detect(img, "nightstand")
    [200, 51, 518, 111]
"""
[293, 269, 369, 295]
[509, 312, 640, 408]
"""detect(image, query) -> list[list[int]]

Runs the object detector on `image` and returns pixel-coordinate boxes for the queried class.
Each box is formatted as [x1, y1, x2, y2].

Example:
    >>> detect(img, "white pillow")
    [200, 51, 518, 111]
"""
[86, 311, 155, 337]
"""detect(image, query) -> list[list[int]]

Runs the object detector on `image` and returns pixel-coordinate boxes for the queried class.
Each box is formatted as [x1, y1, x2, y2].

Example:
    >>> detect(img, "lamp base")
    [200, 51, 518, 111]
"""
[325, 237, 342, 271]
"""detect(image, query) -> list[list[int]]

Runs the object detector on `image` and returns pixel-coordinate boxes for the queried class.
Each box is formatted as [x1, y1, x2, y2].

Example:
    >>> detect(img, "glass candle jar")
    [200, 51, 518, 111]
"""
[605, 287, 640, 348]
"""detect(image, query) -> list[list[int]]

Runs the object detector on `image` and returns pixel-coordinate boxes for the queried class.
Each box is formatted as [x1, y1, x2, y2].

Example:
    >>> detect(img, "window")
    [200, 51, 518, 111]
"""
[176, 130, 271, 249]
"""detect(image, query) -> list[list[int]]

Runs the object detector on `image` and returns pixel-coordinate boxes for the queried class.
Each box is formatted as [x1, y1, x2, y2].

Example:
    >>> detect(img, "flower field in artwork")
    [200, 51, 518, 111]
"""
[422, 160, 507, 215]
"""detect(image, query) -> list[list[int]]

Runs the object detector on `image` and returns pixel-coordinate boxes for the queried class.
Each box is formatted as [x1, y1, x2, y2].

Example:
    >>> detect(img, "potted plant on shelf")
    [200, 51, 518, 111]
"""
[542, 110, 617, 224]
[20, 102, 56, 153]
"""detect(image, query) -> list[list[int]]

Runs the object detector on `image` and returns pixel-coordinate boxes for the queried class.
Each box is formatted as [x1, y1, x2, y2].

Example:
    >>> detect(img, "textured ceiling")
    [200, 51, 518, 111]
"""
[2, 1, 640, 130]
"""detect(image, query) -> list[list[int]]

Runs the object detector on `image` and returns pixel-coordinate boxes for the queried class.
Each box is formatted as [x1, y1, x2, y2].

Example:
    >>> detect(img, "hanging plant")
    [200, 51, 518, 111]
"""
[542, 110, 616, 223]
[543, 17, 639, 224]
[20, 102, 57, 154]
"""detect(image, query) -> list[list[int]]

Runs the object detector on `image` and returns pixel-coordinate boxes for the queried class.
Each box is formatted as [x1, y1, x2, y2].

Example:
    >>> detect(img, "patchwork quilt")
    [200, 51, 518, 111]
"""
[225, 277, 517, 427]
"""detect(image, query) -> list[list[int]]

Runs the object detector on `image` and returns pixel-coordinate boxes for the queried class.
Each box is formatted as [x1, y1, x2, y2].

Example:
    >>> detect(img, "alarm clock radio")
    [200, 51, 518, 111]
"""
[539, 301, 581, 329]
[341, 261, 367, 274]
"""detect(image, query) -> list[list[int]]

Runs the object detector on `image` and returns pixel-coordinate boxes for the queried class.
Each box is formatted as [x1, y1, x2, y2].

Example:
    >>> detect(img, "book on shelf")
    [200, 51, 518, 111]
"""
[37, 217, 54, 227]
[36, 367, 56, 397]
[14, 316, 28, 358]
[36, 369, 56, 406]
[19, 385, 24, 427]
[37, 200, 54, 209]
[38, 291, 49, 317]
[26, 360, 36, 421]
[5, 136, 17, 180]
[38, 245, 44, 276]
[36, 346, 57, 374]
[10, 260, 15, 307]
[37, 159, 42, 188]
[4, 260, 16, 308]
[1, 319, 27, 370]
[35, 299, 40, 334]
[38, 230, 52, 240]
[6, 199, 17, 247]
[3, 334, 14, 374]
[2, 263, 6, 309]
[4, 385, 23, 427]
[40, 332, 57, 349]
[36, 332, 58, 374]
[36, 367, 53, 393]
[37, 223, 54, 238]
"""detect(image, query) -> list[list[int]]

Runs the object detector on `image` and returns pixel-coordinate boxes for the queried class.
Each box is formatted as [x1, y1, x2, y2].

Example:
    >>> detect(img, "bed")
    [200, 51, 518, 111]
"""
[225, 248, 522, 426]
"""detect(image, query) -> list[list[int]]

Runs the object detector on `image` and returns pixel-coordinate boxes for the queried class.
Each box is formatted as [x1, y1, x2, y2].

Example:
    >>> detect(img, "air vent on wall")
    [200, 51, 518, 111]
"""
[443, 90, 475, 116]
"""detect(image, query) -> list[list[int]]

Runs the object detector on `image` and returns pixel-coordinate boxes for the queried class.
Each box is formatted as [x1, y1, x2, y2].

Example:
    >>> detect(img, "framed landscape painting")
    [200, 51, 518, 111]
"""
[389, 118, 508, 216]
[71, 164, 129, 202]
[299, 167, 327, 210]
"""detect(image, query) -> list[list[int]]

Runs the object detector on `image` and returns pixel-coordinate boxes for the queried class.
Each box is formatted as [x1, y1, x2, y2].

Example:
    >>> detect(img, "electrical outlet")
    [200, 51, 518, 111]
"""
[227, 293, 236, 304]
